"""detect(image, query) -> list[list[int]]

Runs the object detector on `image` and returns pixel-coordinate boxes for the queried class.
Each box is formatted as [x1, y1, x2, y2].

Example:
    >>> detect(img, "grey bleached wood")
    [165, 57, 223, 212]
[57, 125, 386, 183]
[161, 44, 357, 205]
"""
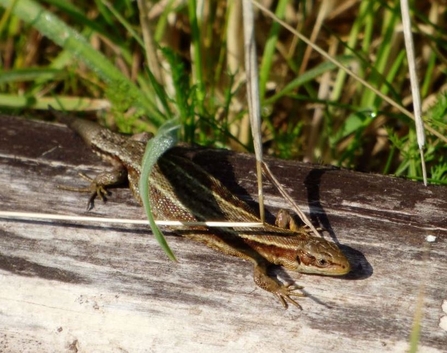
[0, 115, 446, 353]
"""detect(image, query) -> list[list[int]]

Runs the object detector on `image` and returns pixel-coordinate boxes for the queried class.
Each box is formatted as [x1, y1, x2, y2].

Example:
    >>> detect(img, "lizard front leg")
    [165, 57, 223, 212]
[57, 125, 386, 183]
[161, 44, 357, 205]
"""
[275, 209, 305, 232]
[253, 261, 305, 309]
[275, 209, 325, 234]
[59, 166, 127, 210]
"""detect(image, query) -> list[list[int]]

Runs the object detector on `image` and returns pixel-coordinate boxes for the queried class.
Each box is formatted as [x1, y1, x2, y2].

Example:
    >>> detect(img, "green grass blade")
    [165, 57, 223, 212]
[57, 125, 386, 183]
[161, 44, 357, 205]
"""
[0, 68, 62, 84]
[102, 1, 144, 48]
[263, 55, 355, 105]
[187, 0, 205, 115]
[259, 0, 288, 99]
[139, 118, 181, 261]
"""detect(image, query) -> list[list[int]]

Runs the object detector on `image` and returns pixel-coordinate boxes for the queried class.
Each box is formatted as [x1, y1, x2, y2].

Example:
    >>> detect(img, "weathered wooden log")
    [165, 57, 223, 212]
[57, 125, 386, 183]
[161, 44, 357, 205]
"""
[0, 115, 446, 352]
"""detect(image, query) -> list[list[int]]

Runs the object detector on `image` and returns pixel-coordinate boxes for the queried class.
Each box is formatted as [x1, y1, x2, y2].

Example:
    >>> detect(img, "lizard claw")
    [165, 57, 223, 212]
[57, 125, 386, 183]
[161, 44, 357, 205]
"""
[254, 263, 306, 310]
[57, 172, 111, 210]
[79, 173, 110, 210]
[274, 284, 305, 309]
[86, 185, 109, 210]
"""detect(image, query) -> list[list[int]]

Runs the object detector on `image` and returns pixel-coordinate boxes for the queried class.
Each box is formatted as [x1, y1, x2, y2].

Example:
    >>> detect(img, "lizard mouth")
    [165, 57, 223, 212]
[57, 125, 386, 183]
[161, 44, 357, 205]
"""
[310, 262, 351, 276]
[301, 263, 351, 276]
[328, 261, 351, 275]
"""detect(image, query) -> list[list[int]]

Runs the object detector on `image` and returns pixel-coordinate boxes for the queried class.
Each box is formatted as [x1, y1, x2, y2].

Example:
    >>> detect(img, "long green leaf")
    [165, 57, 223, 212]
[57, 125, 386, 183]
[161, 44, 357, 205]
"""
[263, 55, 355, 105]
[139, 118, 181, 261]
[0, 68, 62, 84]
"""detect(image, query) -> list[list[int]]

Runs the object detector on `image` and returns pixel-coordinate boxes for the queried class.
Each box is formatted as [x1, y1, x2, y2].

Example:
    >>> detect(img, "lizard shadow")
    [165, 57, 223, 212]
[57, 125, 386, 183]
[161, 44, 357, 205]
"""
[188, 148, 278, 220]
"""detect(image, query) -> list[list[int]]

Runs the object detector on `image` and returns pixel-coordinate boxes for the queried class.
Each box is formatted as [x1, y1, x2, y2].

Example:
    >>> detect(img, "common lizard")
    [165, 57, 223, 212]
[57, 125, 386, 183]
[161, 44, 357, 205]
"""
[51, 108, 351, 309]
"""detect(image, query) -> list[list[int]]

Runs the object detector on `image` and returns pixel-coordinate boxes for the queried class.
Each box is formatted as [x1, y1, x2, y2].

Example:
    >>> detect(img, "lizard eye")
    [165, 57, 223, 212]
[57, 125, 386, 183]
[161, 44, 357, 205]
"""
[317, 258, 328, 267]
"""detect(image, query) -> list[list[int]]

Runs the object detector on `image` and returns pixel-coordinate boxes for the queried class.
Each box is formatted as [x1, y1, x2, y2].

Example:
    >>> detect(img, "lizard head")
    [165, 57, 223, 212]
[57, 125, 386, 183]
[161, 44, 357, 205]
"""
[292, 237, 351, 276]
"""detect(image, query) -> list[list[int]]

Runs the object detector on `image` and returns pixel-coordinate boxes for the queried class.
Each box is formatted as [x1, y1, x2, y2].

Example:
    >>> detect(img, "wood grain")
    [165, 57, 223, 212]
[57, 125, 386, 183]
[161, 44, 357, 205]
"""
[0, 115, 446, 353]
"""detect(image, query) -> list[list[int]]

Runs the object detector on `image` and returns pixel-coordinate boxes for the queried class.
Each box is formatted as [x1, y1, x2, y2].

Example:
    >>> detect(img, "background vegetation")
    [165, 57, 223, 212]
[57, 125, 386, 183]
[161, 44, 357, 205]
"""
[0, 0, 446, 183]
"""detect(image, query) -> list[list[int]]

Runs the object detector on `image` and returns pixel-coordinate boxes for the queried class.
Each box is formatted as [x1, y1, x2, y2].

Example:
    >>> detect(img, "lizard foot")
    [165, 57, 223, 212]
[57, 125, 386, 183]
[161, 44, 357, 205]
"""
[275, 209, 325, 234]
[273, 284, 305, 309]
[254, 263, 306, 309]
[58, 172, 113, 210]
